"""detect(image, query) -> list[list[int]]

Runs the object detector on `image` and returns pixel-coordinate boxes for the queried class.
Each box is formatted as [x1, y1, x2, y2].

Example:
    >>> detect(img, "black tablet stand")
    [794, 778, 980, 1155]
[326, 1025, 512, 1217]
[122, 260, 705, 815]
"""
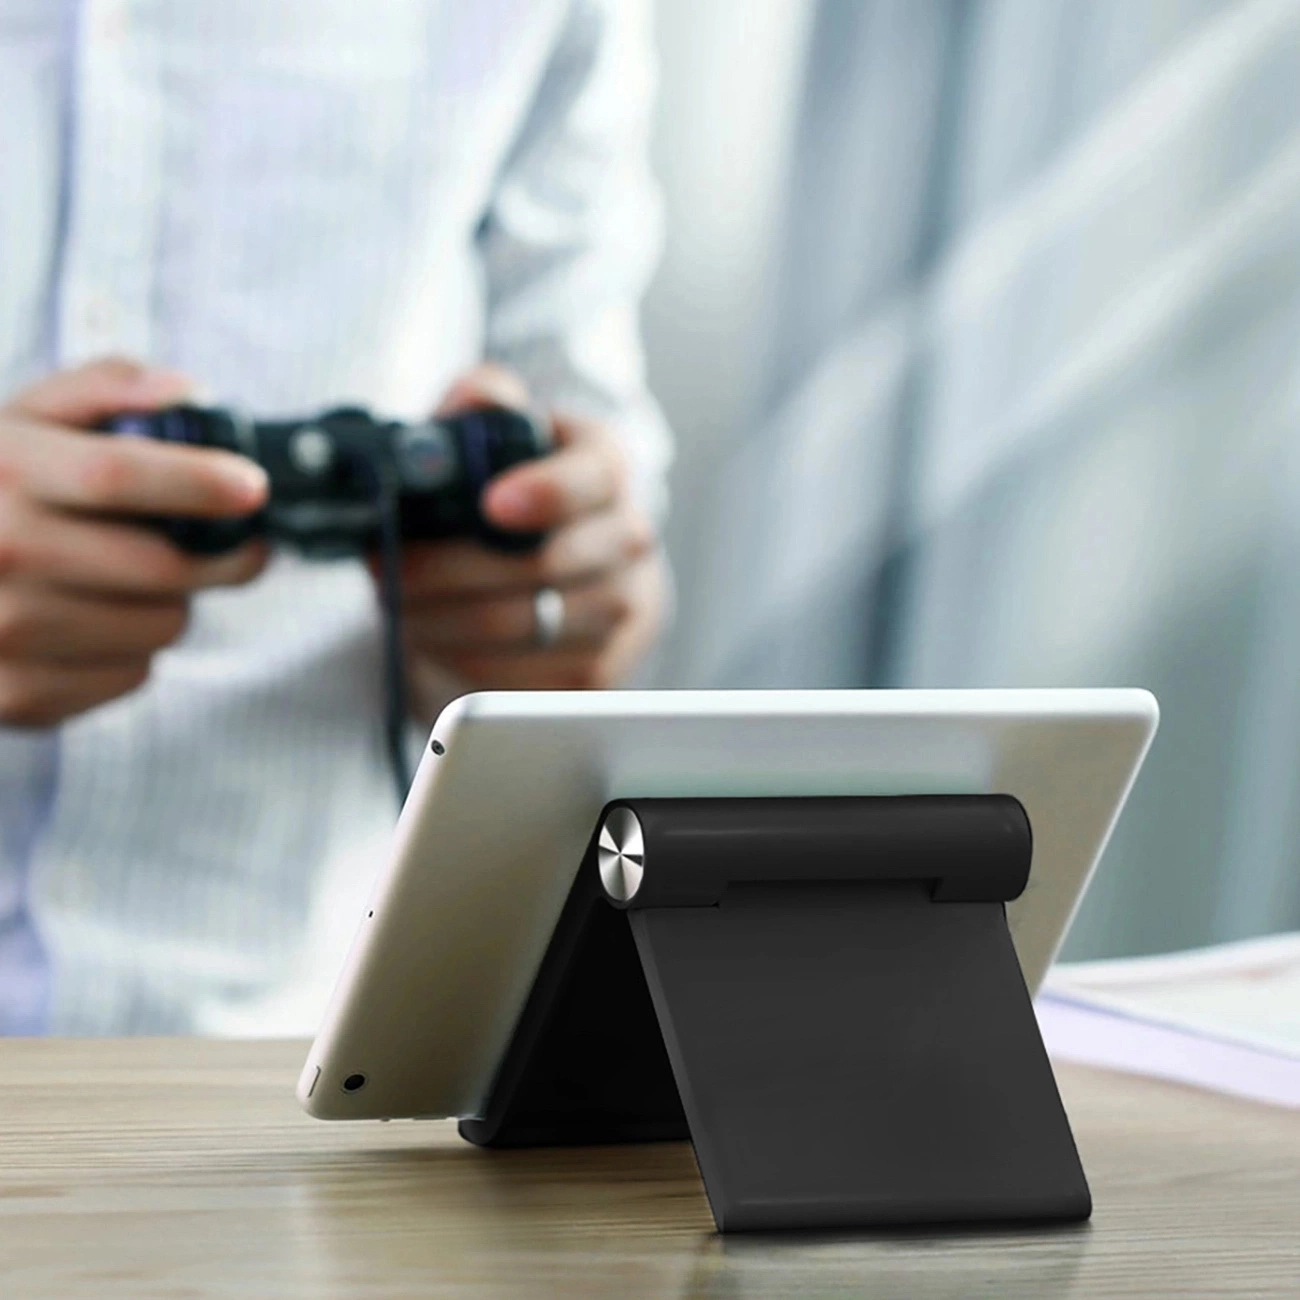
[459, 796, 1091, 1233]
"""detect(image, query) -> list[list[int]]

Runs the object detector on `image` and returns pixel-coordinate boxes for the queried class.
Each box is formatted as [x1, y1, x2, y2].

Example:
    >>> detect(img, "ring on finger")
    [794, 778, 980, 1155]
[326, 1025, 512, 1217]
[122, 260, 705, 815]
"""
[533, 586, 565, 648]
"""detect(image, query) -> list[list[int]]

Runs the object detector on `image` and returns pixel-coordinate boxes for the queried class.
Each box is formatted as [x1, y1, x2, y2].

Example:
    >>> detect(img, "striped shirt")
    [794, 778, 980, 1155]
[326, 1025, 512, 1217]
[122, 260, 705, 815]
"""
[0, 0, 669, 1035]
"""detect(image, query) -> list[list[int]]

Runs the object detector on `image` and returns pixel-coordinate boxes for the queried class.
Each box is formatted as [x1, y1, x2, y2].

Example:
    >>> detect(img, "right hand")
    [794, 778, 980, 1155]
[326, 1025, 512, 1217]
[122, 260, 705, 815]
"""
[0, 358, 270, 726]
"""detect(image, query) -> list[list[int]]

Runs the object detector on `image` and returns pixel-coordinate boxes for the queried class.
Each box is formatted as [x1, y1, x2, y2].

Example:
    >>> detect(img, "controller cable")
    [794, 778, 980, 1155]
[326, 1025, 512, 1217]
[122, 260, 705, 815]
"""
[355, 452, 414, 807]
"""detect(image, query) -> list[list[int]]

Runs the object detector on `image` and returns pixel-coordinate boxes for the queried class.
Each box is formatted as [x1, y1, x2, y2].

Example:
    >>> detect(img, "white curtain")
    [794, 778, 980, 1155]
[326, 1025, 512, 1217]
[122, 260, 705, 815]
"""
[650, 0, 1300, 957]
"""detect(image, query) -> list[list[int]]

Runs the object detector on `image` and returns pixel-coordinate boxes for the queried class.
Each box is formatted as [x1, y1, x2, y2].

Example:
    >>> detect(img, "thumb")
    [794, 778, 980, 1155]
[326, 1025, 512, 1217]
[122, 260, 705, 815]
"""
[9, 356, 193, 427]
[435, 363, 531, 417]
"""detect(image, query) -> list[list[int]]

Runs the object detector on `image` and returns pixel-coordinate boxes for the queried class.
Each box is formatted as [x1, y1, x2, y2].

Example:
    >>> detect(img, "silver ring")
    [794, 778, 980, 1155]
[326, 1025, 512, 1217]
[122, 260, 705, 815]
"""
[533, 587, 564, 648]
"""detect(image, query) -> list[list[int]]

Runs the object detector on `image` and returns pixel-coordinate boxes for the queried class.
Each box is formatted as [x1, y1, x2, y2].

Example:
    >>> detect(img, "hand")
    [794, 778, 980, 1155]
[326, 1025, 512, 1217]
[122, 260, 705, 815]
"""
[0, 358, 271, 726]
[393, 365, 668, 715]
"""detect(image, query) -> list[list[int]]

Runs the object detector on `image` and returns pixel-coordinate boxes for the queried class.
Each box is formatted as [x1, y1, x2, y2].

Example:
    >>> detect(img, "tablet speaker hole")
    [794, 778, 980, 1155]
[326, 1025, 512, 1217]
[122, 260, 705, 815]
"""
[342, 1072, 368, 1093]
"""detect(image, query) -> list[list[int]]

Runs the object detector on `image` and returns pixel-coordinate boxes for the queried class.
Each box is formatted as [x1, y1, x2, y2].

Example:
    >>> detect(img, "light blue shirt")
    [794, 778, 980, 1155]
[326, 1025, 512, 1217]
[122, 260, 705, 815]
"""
[0, 0, 669, 1035]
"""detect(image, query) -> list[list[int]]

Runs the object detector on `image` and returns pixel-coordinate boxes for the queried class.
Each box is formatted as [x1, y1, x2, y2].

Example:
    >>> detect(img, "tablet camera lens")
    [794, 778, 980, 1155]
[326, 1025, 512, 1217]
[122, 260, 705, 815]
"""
[342, 1072, 367, 1093]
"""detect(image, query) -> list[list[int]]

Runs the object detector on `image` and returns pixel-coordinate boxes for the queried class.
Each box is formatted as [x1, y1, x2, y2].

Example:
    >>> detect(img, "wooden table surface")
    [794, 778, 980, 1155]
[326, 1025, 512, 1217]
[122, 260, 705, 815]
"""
[0, 1038, 1296, 1299]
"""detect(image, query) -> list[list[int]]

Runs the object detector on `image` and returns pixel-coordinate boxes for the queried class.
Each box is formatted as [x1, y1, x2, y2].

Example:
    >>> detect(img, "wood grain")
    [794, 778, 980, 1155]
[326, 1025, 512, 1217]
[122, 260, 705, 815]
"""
[0, 1038, 1296, 1298]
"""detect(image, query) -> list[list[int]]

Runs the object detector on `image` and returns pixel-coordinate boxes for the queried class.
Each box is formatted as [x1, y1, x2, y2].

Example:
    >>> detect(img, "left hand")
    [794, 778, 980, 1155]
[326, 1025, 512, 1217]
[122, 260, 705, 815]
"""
[389, 366, 669, 718]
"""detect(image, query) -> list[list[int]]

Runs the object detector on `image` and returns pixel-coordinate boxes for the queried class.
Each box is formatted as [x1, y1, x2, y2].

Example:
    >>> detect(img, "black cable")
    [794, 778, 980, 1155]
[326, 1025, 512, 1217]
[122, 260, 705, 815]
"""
[370, 459, 413, 807]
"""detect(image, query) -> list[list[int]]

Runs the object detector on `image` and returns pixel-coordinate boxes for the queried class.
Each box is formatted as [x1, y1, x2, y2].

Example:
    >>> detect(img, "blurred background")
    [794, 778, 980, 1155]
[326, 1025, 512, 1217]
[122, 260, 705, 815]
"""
[6, 0, 1299, 1043]
[643, 0, 1300, 959]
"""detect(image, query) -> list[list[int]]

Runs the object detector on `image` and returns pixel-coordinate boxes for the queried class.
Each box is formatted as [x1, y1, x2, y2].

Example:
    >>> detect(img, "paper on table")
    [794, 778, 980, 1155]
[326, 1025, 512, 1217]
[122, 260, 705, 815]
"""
[1035, 931, 1300, 1109]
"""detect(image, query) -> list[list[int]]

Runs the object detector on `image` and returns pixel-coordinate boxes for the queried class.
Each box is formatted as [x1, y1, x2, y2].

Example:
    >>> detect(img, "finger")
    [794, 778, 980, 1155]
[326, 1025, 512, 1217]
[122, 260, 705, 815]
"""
[405, 572, 638, 654]
[436, 363, 531, 416]
[434, 635, 652, 692]
[0, 586, 189, 663]
[6, 357, 193, 426]
[164, 539, 271, 591]
[397, 507, 653, 598]
[482, 431, 624, 532]
[0, 659, 152, 727]
[1, 413, 267, 517]
[384, 540, 536, 598]
[431, 555, 667, 688]
[0, 501, 270, 596]
[537, 507, 656, 586]
[433, 648, 622, 691]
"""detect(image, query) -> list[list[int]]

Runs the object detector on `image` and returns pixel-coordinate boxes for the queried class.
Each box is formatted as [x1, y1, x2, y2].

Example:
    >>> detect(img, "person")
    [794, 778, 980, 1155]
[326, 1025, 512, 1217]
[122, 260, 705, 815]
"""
[0, 0, 672, 1035]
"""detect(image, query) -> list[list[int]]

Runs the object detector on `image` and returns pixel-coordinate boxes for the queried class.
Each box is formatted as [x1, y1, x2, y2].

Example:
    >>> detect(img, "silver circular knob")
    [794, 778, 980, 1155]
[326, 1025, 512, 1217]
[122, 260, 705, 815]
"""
[597, 806, 645, 902]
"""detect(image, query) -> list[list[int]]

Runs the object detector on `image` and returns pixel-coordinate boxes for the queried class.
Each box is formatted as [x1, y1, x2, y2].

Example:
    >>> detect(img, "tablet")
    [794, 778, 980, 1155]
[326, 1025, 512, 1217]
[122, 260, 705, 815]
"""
[299, 688, 1157, 1121]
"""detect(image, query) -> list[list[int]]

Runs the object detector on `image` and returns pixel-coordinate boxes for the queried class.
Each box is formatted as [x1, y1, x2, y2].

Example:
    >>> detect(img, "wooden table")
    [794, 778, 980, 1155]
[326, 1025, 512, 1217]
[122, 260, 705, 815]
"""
[0, 1039, 1296, 1298]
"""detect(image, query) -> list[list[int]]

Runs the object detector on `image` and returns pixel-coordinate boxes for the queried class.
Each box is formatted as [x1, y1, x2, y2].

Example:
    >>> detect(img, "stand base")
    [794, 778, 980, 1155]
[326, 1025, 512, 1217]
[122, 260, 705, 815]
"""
[460, 797, 1090, 1233]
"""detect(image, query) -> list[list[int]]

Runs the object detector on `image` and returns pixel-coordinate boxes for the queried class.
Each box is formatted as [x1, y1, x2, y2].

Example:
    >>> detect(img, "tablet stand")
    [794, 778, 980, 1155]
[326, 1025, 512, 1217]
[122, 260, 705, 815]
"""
[459, 796, 1091, 1233]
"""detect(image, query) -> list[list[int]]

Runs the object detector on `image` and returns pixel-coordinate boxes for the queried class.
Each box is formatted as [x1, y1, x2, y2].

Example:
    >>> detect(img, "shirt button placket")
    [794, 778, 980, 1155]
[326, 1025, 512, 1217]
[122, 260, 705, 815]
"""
[58, 0, 164, 366]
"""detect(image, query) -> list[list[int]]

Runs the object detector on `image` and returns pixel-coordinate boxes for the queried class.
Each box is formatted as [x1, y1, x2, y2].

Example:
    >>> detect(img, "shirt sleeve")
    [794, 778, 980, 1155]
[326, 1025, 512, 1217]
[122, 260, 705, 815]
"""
[476, 0, 673, 520]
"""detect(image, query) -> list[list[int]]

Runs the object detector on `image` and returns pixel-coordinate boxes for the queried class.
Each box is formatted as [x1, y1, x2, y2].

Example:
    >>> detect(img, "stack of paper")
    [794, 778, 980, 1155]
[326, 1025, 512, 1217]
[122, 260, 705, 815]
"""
[1035, 931, 1300, 1109]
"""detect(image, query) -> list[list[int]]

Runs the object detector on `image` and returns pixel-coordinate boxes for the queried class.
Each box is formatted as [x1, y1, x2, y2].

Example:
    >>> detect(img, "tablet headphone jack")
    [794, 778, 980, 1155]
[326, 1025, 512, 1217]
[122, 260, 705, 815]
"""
[342, 1073, 368, 1093]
